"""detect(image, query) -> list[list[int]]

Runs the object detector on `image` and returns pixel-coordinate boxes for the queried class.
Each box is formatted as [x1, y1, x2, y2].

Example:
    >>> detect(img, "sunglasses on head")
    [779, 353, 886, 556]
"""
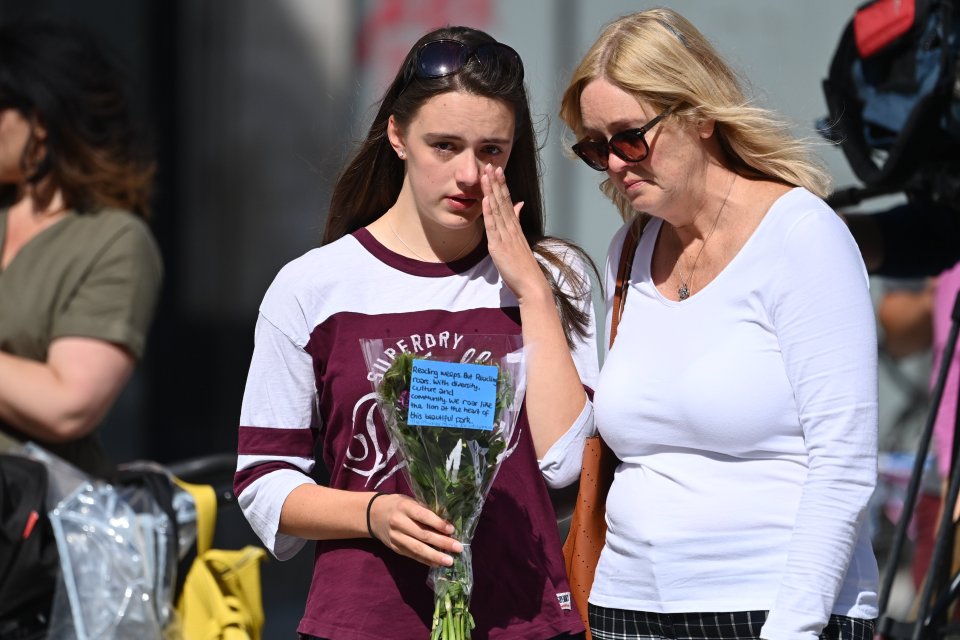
[572, 108, 671, 171]
[408, 39, 524, 85]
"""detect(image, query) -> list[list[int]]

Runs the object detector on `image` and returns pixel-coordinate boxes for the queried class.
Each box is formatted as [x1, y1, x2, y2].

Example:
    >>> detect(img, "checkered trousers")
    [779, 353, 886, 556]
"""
[587, 605, 874, 640]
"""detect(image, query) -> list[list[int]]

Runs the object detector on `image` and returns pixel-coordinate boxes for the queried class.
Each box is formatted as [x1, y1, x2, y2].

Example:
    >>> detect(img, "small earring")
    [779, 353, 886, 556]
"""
[398, 150, 406, 159]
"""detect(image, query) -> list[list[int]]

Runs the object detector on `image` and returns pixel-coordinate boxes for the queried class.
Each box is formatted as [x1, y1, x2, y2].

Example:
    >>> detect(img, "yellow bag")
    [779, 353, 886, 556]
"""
[174, 479, 267, 640]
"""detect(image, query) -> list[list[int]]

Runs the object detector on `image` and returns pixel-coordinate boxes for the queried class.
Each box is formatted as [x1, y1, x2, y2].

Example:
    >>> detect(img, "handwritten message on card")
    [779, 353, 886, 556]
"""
[407, 360, 498, 430]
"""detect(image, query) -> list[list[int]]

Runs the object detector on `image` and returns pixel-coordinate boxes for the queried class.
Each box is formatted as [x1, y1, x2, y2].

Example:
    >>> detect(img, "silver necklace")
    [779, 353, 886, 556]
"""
[387, 220, 479, 263]
[675, 174, 735, 301]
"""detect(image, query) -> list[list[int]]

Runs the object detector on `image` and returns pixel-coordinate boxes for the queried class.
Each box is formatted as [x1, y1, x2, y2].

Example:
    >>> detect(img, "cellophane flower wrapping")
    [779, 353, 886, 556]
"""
[360, 335, 526, 640]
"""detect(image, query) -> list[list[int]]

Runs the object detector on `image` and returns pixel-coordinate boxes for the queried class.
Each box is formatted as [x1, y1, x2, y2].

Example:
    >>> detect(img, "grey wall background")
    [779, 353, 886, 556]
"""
[0, 1, 926, 636]
[173, 0, 867, 330]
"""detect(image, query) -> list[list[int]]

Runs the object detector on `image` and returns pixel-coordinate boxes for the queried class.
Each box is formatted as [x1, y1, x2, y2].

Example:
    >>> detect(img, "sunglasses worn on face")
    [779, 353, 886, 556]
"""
[572, 109, 671, 171]
[409, 39, 524, 84]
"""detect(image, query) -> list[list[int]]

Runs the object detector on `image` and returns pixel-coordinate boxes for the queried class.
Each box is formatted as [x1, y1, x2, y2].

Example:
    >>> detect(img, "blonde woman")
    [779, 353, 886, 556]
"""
[559, 9, 878, 640]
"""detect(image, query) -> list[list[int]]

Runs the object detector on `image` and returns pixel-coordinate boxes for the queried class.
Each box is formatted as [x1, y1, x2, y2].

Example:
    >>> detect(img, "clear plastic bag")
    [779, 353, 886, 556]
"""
[17, 444, 183, 640]
[360, 334, 526, 639]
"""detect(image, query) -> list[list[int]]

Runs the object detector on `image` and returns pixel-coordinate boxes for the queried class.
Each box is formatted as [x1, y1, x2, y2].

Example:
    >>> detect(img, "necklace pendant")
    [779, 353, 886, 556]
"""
[678, 284, 690, 301]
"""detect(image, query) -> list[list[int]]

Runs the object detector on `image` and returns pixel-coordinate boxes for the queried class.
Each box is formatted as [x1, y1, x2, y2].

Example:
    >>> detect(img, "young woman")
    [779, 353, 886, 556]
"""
[0, 20, 162, 478]
[559, 9, 878, 640]
[235, 26, 598, 639]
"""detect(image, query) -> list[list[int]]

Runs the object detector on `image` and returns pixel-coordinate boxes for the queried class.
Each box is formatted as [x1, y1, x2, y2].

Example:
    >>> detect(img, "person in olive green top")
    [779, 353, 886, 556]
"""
[0, 20, 163, 477]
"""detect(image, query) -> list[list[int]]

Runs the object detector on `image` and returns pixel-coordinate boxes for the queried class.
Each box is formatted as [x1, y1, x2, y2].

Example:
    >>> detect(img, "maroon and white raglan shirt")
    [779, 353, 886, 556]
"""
[235, 228, 599, 640]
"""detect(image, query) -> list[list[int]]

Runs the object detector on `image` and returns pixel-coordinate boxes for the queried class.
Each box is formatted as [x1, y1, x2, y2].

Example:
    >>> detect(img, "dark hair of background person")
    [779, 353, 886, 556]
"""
[0, 19, 155, 217]
[323, 25, 597, 347]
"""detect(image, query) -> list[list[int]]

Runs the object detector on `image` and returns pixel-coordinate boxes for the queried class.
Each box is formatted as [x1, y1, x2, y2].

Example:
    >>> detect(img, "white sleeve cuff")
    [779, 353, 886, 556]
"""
[538, 398, 595, 489]
[237, 469, 315, 561]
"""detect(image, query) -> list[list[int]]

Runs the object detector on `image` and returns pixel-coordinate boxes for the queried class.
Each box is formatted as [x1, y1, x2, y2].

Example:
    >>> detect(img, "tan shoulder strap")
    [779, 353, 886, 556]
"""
[609, 217, 644, 349]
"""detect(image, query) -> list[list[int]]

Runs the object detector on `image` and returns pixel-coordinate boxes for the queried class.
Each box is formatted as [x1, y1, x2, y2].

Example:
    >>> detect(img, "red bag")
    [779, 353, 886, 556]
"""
[853, 0, 915, 58]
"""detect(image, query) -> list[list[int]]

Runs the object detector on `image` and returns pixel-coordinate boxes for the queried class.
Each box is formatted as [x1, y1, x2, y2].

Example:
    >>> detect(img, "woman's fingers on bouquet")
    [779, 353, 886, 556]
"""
[370, 494, 462, 567]
[407, 525, 461, 568]
[480, 164, 543, 299]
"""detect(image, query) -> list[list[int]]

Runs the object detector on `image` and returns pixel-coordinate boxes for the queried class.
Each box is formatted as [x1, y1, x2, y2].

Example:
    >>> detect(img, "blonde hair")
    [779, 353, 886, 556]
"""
[559, 8, 831, 220]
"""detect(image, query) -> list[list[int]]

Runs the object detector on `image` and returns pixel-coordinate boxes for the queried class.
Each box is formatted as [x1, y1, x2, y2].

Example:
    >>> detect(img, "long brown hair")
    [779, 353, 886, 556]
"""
[326, 26, 597, 346]
[0, 20, 155, 217]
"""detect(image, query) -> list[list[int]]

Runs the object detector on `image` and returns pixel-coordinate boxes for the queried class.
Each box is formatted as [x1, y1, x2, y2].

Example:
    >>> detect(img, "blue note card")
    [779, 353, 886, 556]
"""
[407, 360, 498, 430]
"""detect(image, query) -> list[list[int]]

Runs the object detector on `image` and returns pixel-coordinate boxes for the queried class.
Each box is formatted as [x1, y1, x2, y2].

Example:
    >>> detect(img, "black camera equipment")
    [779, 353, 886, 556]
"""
[820, 0, 960, 209]
[875, 289, 959, 640]
[819, 1, 960, 637]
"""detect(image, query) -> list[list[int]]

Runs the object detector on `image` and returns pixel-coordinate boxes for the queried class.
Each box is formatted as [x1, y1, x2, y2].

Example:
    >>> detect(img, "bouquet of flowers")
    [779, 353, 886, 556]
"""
[360, 336, 526, 640]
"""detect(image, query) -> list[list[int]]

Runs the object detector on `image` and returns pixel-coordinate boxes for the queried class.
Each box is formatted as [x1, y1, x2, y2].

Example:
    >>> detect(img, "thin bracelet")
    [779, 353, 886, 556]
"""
[366, 491, 388, 542]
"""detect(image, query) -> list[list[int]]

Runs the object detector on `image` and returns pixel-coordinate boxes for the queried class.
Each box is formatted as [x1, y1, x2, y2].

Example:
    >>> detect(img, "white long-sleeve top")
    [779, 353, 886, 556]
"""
[590, 188, 879, 640]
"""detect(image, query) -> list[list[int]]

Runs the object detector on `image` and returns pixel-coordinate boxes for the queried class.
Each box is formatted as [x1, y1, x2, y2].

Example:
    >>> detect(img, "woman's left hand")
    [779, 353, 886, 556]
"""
[481, 164, 550, 302]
